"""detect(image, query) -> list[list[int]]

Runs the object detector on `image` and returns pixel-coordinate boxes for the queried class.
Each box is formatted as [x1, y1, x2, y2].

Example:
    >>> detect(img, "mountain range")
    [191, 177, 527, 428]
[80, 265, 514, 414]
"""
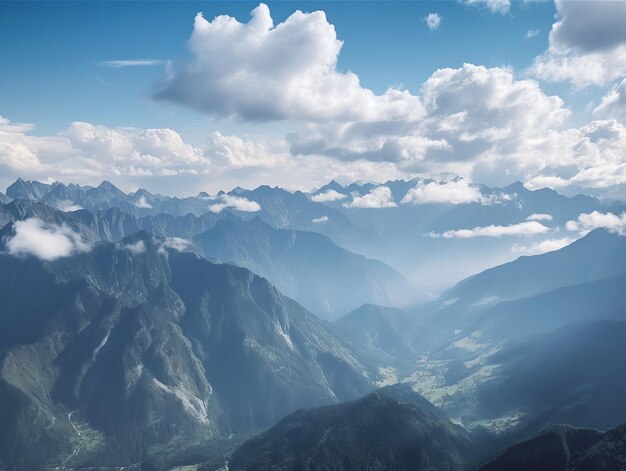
[0, 233, 371, 469]
[2, 177, 626, 470]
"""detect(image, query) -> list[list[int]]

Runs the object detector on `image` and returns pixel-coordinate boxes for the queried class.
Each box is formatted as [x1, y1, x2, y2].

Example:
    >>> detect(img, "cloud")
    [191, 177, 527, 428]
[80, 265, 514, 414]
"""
[99, 59, 165, 68]
[512, 237, 575, 255]
[209, 194, 262, 213]
[156, 4, 423, 123]
[134, 195, 153, 208]
[205, 131, 281, 168]
[289, 63, 570, 184]
[525, 29, 538, 40]
[343, 186, 397, 209]
[162, 237, 193, 252]
[529, 1, 626, 87]
[401, 179, 484, 205]
[424, 13, 442, 31]
[311, 189, 347, 202]
[523, 120, 626, 190]
[0, 116, 215, 191]
[594, 78, 626, 121]
[124, 240, 146, 254]
[312, 215, 328, 223]
[460, 0, 510, 14]
[566, 211, 626, 235]
[55, 200, 83, 212]
[6, 218, 90, 260]
[428, 221, 550, 238]
[526, 213, 553, 222]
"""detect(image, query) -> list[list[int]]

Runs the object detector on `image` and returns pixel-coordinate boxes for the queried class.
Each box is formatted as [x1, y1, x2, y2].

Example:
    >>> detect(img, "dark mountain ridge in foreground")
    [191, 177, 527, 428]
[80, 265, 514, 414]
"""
[479, 422, 626, 471]
[226, 384, 480, 471]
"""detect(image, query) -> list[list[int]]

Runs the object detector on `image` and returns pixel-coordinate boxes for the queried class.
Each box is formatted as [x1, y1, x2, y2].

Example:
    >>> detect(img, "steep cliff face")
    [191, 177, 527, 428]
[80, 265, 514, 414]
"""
[0, 234, 371, 469]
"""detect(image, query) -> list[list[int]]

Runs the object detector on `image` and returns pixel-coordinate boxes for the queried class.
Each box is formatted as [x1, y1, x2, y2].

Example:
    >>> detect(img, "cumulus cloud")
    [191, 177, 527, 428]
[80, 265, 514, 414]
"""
[526, 213, 553, 222]
[343, 186, 397, 209]
[427, 221, 550, 238]
[594, 78, 626, 121]
[205, 131, 281, 168]
[512, 237, 575, 255]
[209, 194, 262, 213]
[530, 0, 626, 87]
[6, 218, 90, 260]
[312, 215, 328, 223]
[425, 13, 442, 31]
[289, 62, 570, 185]
[460, 0, 510, 14]
[524, 120, 626, 190]
[566, 211, 626, 235]
[0, 116, 212, 189]
[156, 4, 423, 123]
[311, 189, 347, 202]
[401, 179, 484, 205]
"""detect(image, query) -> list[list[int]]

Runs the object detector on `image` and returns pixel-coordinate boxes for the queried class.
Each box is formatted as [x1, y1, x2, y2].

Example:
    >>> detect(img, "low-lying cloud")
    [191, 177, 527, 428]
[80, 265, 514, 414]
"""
[209, 194, 262, 213]
[343, 186, 397, 209]
[401, 179, 484, 205]
[6, 218, 90, 261]
[566, 211, 626, 235]
[427, 221, 550, 239]
[311, 189, 347, 202]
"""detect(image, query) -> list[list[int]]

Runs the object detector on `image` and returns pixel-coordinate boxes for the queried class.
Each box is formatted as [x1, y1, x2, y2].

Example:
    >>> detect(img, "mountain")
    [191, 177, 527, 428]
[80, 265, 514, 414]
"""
[193, 217, 422, 320]
[479, 422, 626, 471]
[0, 191, 10, 204]
[0, 233, 371, 469]
[333, 304, 427, 373]
[226, 384, 477, 471]
[474, 320, 626, 433]
[6, 178, 53, 201]
[440, 229, 626, 309]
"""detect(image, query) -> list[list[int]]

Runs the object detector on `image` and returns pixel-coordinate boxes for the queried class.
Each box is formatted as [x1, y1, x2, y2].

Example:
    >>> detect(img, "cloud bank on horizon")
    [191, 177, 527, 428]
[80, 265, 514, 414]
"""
[1, 2, 626, 198]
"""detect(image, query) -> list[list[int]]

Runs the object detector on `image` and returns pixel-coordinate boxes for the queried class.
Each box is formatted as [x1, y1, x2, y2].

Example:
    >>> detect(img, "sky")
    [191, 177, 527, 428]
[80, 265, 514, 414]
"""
[1, 0, 626, 196]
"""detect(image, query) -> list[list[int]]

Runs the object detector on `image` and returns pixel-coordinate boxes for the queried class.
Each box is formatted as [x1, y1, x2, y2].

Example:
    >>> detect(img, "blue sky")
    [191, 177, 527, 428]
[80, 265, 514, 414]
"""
[1, 1, 626, 196]
[1, 1, 557, 134]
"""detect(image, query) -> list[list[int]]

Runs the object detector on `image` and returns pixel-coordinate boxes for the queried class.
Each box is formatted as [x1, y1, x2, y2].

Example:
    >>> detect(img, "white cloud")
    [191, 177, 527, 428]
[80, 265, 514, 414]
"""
[529, 1, 626, 87]
[312, 215, 328, 223]
[134, 195, 153, 209]
[512, 237, 575, 255]
[163, 237, 193, 252]
[156, 4, 423, 123]
[209, 194, 262, 213]
[526, 213, 553, 222]
[427, 221, 550, 238]
[343, 186, 397, 209]
[566, 211, 626, 235]
[99, 59, 165, 68]
[425, 13, 442, 31]
[124, 240, 146, 254]
[460, 0, 510, 14]
[401, 179, 484, 205]
[311, 189, 347, 202]
[6, 218, 90, 261]
[205, 131, 281, 168]
[55, 200, 83, 212]
[525, 29, 538, 40]
[289, 63, 570, 185]
[594, 78, 626, 121]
